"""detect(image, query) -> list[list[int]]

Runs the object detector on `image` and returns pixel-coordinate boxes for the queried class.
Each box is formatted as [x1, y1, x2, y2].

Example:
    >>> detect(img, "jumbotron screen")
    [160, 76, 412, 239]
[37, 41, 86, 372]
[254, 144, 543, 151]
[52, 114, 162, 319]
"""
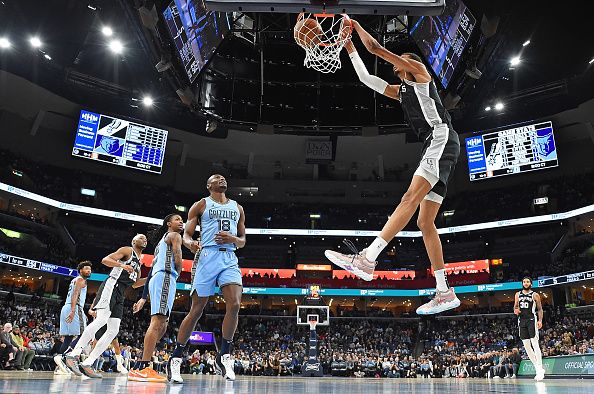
[72, 110, 168, 174]
[465, 121, 558, 181]
[410, 0, 476, 88]
[163, 0, 230, 83]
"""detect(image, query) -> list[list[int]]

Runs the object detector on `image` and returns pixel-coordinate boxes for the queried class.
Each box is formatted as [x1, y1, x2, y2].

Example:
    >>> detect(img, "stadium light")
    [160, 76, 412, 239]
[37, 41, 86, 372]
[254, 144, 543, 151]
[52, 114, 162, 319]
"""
[43, 53, 52, 60]
[0, 37, 11, 49]
[522, 40, 531, 47]
[101, 26, 113, 37]
[81, 188, 96, 197]
[510, 56, 521, 66]
[484, 106, 491, 112]
[494, 102, 504, 111]
[589, 57, 594, 65]
[175, 205, 187, 212]
[142, 96, 154, 106]
[108, 39, 123, 54]
[29, 36, 42, 48]
[310, 214, 321, 219]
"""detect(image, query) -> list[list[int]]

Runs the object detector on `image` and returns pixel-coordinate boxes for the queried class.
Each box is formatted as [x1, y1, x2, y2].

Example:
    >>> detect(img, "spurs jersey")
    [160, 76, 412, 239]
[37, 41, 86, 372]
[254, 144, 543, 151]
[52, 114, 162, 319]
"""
[200, 197, 240, 250]
[108, 248, 142, 286]
[518, 290, 536, 320]
[93, 248, 142, 317]
[399, 79, 454, 141]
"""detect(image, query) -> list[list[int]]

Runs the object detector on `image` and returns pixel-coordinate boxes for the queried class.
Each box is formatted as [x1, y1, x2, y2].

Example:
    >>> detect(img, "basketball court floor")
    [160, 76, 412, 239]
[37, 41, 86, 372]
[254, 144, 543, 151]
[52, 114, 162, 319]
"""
[0, 372, 592, 394]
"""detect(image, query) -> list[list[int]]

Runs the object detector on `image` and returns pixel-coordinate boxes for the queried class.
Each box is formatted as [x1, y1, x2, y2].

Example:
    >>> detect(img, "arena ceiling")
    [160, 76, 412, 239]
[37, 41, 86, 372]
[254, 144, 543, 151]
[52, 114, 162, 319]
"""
[0, 0, 592, 137]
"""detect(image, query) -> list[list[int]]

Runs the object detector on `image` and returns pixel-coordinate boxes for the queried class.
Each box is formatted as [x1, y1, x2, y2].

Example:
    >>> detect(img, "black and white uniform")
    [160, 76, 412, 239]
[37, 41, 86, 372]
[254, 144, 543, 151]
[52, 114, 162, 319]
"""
[92, 249, 142, 320]
[517, 290, 538, 340]
[399, 79, 460, 203]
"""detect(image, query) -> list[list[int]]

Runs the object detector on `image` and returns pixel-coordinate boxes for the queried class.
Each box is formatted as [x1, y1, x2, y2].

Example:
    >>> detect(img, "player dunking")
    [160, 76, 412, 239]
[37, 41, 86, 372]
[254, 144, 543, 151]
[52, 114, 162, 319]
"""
[61, 234, 148, 378]
[324, 19, 461, 315]
[128, 214, 184, 382]
[168, 174, 246, 383]
[514, 277, 545, 380]
[54, 261, 92, 374]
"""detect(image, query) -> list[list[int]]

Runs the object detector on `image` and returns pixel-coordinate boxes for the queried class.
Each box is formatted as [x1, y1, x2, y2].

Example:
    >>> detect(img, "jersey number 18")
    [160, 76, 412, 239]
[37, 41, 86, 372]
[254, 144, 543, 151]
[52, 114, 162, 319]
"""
[218, 219, 231, 232]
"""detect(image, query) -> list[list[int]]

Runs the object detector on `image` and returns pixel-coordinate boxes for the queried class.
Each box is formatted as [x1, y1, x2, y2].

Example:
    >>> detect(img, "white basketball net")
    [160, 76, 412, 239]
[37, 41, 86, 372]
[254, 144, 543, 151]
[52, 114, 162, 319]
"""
[294, 13, 353, 74]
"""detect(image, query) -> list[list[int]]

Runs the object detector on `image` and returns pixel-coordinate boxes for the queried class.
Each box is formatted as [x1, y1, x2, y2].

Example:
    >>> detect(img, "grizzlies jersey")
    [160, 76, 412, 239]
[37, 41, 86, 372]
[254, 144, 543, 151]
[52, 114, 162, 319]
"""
[399, 79, 454, 141]
[108, 248, 142, 287]
[65, 276, 87, 309]
[201, 197, 240, 249]
[153, 233, 178, 277]
[518, 290, 536, 320]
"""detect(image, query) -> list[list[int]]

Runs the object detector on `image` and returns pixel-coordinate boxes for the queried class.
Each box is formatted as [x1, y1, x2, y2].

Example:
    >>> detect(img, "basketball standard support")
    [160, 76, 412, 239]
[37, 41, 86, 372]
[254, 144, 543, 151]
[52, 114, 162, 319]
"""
[205, 0, 445, 16]
[301, 317, 324, 377]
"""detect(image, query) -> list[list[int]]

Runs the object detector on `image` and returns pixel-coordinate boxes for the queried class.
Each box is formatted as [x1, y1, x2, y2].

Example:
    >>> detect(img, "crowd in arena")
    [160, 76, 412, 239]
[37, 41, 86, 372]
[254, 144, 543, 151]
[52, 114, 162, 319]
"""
[2, 149, 594, 231]
[1, 294, 593, 378]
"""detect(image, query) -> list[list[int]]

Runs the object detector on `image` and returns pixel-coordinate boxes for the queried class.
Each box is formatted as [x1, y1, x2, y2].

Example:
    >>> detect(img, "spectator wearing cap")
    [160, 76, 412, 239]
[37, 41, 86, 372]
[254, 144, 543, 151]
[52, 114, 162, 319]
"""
[10, 325, 35, 370]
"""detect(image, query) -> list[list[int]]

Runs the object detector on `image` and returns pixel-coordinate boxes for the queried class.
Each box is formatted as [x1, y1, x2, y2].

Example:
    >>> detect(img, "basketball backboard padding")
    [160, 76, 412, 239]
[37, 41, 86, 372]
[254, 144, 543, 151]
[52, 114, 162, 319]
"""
[205, 0, 445, 16]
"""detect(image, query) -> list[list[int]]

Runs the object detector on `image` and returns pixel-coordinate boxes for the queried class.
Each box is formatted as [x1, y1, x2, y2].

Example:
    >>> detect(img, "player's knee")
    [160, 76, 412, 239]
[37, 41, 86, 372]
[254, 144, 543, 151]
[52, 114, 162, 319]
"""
[226, 298, 241, 315]
[417, 215, 435, 232]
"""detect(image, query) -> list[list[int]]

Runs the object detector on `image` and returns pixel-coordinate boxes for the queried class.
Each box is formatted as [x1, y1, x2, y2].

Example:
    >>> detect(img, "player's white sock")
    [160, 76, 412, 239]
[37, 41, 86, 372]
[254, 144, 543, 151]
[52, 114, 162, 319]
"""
[530, 337, 543, 370]
[522, 339, 538, 368]
[81, 318, 121, 366]
[365, 237, 388, 262]
[434, 269, 449, 292]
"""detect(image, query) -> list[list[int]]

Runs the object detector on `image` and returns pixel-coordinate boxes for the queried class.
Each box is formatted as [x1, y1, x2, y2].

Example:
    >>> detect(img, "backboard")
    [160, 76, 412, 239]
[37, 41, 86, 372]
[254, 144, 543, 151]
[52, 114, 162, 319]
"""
[205, 0, 445, 16]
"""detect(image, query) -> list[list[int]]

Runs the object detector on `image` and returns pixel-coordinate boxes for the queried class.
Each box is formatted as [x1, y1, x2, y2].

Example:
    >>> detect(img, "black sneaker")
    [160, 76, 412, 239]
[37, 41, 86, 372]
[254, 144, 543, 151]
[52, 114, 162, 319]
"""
[64, 355, 82, 376]
[79, 363, 102, 379]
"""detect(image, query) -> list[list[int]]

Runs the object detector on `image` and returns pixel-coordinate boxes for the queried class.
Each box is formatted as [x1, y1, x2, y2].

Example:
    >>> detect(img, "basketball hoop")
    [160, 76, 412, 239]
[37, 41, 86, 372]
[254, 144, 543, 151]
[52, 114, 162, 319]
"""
[294, 12, 353, 74]
[307, 314, 319, 330]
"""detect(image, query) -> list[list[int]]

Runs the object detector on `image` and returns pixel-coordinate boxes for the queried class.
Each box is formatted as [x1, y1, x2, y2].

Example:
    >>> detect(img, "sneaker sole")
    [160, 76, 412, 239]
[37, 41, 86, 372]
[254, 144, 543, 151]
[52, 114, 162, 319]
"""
[53, 356, 71, 375]
[324, 251, 373, 281]
[127, 376, 168, 383]
[416, 297, 461, 315]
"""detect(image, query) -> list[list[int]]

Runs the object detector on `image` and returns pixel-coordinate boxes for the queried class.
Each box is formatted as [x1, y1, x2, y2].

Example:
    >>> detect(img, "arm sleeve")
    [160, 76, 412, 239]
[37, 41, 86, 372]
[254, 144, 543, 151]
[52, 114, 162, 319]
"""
[349, 51, 389, 94]
[141, 267, 153, 300]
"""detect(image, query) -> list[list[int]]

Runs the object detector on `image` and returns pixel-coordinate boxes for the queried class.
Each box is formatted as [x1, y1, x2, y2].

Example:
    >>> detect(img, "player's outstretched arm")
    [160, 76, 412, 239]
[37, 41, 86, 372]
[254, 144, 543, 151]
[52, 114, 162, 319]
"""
[102, 247, 134, 273]
[345, 40, 400, 99]
[183, 199, 205, 254]
[351, 19, 430, 81]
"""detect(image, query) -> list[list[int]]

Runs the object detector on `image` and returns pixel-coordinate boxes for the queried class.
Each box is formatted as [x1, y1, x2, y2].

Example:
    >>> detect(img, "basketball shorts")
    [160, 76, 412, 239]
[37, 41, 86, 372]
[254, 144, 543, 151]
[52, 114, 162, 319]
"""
[59, 304, 87, 336]
[518, 318, 538, 340]
[92, 277, 125, 320]
[149, 270, 177, 316]
[192, 247, 242, 297]
[413, 124, 460, 204]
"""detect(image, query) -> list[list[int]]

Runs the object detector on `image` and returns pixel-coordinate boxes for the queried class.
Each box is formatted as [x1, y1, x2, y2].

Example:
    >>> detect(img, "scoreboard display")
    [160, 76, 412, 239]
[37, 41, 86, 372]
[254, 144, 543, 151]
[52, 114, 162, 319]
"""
[465, 121, 558, 181]
[410, 0, 476, 88]
[72, 110, 168, 174]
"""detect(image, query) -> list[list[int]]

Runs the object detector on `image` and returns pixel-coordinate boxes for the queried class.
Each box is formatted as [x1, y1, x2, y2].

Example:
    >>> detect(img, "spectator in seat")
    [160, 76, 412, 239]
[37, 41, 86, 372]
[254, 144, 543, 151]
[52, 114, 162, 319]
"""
[10, 325, 35, 370]
[1, 323, 18, 369]
[507, 348, 521, 378]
